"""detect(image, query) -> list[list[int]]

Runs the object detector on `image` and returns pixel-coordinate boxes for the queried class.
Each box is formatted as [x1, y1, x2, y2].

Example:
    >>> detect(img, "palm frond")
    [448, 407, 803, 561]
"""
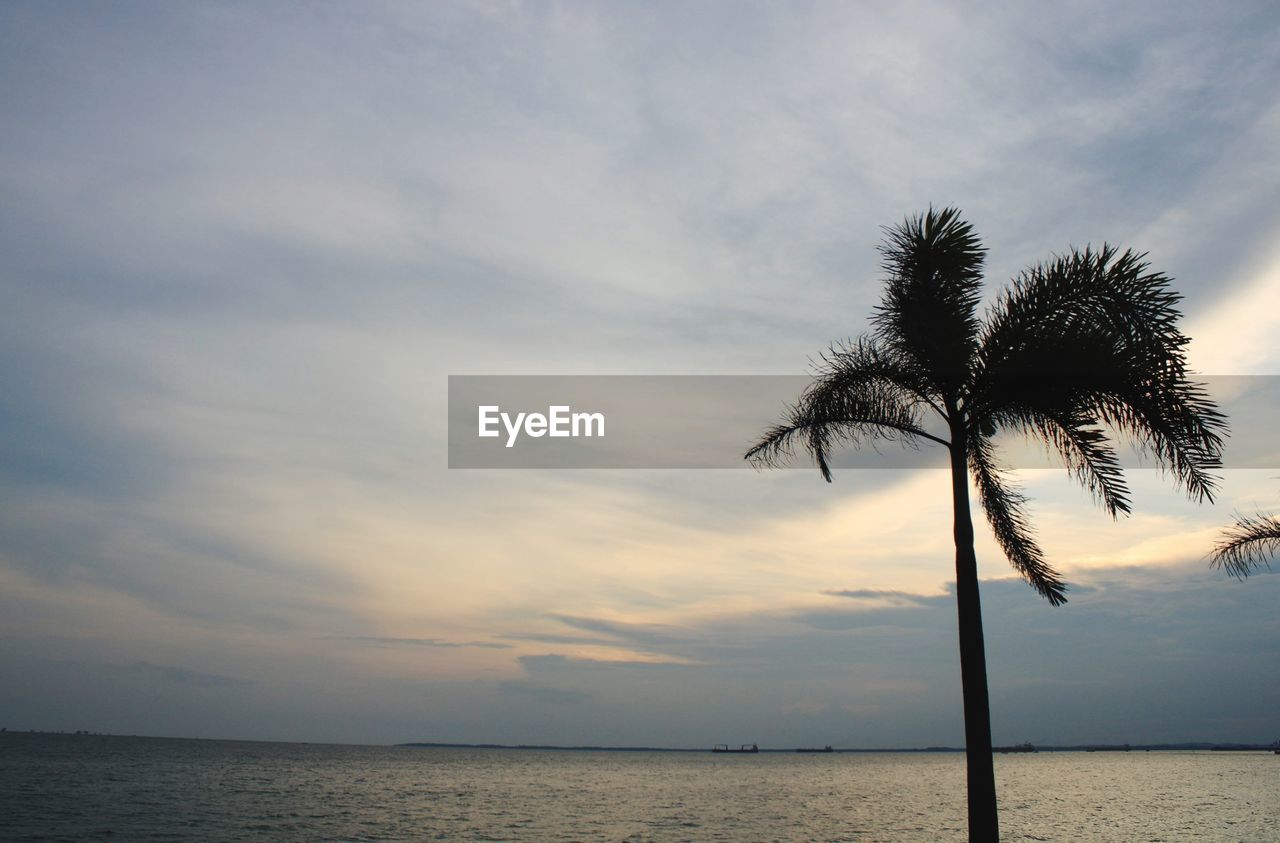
[745, 339, 947, 481]
[969, 436, 1068, 605]
[1210, 512, 1280, 578]
[873, 206, 986, 396]
[1091, 382, 1225, 503]
[980, 246, 1184, 373]
[972, 245, 1226, 505]
[995, 407, 1131, 517]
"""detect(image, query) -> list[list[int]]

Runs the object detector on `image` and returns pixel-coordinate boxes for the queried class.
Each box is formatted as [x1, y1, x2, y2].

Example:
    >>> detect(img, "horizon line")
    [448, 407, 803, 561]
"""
[5, 731, 1276, 753]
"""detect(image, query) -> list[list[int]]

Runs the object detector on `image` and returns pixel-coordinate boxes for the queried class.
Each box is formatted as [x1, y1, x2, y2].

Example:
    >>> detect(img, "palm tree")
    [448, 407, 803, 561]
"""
[746, 207, 1226, 841]
[1211, 508, 1280, 575]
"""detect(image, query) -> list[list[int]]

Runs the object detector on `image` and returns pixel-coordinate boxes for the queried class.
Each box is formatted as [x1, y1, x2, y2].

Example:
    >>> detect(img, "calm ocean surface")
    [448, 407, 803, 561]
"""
[1, 734, 1276, 841]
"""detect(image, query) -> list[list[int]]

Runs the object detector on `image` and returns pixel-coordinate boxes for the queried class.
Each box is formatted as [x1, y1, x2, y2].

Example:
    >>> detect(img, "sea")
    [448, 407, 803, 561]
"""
[1, 733, 1276, 841]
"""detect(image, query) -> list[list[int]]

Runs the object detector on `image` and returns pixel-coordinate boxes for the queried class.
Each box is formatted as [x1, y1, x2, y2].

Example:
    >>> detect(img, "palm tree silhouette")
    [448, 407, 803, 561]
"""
[1212, 508, 1279, 575]
[746, 207, 1225, 841]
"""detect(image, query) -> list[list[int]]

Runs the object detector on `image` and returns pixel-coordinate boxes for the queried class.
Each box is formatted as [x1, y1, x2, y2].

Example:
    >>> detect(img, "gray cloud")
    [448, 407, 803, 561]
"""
[120, 661, 256, 689]
[498, 564, 1280, 746]
[1, 559, 1274, 747]
[499, 682, 592, 706]
[1, 1, 1278, 748]
[333, 636, 512, 650]
[499, 632, 621, 647]
[548, 614, 695, 647]
[520, 654, 690, 673]
[821, 588, 936, 607]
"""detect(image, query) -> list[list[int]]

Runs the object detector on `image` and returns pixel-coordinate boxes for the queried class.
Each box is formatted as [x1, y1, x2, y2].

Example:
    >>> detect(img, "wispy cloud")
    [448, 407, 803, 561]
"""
[0, 1, 1277, 745]
[821, 588, 937, 608]
[548, 614, 696, 646]
[331, 636, 512, 650]
[499, 682, 593, 706]
[121, 660, 256, 689]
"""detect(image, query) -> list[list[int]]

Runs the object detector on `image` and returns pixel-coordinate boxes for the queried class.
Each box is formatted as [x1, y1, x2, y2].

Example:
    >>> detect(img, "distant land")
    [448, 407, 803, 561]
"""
[399, 741, 1280, 753]
[2, 731, 1275, 753]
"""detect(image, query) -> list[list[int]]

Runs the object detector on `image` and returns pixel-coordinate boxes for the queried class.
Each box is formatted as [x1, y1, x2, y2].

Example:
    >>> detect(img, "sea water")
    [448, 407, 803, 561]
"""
[1, 733, 1276, 841]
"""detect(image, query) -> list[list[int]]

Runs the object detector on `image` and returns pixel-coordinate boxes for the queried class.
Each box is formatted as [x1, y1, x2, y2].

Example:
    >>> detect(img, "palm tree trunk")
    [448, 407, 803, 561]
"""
[948, 422, 999, 841]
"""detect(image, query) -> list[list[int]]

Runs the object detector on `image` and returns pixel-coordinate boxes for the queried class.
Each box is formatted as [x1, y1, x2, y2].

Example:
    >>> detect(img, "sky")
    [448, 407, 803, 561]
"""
[2, 1, 1279, 748]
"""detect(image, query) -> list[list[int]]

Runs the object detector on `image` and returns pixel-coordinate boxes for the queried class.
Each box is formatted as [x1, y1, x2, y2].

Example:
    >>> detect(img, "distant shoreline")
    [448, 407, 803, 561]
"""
[397, 740, 1279, 754]
[3, 732, 1274, 753]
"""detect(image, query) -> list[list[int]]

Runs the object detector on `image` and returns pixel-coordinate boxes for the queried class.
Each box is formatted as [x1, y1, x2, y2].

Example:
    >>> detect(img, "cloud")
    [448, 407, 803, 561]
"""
[498, 632, 621, 647]
[520, 653, 692, 672]
[821, 588, 937, 608]
[332, 636, 512, 650]
[547, 614, 695, 647]
[120, 661, 256, 689]
[0, 1, 1278, 747]
[1188, 245, 1280, 375]
[499, 682, 592, 706]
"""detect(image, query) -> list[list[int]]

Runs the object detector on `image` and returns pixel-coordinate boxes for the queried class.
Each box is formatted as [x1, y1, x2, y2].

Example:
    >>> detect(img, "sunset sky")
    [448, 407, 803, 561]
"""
[2, 1, 1278, 748]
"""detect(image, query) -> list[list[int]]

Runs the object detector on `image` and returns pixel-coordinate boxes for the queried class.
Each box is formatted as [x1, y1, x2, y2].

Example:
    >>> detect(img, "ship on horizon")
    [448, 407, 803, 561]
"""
[994, 742, 1037, 753]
